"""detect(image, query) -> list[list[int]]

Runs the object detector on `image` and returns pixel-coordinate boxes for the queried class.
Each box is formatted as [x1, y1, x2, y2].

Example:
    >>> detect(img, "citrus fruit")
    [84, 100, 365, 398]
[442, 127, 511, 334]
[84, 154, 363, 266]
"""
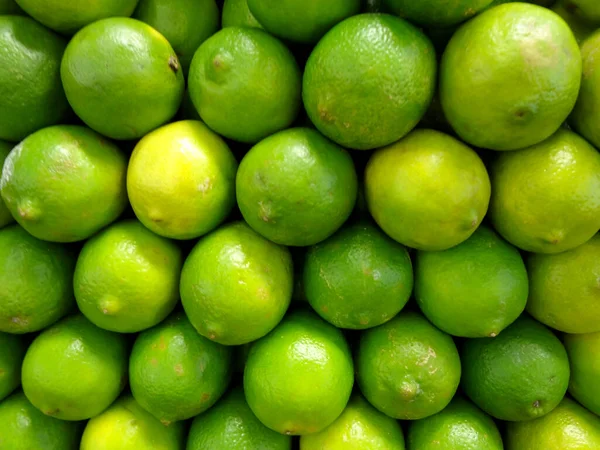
[80, 394, 185, 450]
[21, 314, 128, 421]
[0, 390, 82, 450]
[356, 310, 461, 420]
[303, 222, 413, 329]
[14, 0, 139, 35]
[0, 140, 14, 228]
[61, 17, 184, 140]
[180, 221, 293, 345]
[415, 225, 529, 338]
[0, 225, 75, 334]
[0, 333, 26, 401]
[127, 120, 238, 240]
[407, 396, 503, 450]
[564, 331, 600, 416]
[562, 0, 600, 24]
[0, 125, 128, 243]
[383, 0, 494, 27]
[133, 0, 219, 73]
[365, 129, 490, 251]
[244, 309, 354, 435]
[440, 3, 582, 150]
[303, 14, 436, 150]
[461, 316, 570, 421]
[526, 234, 600, 334]
[187, 386, 292, 450]
[188, 27, 301, 144]
[247, 0, 361, 43]
[130, 312, 233, 425]
[0, 0, 23, 14]
[570, 30, 600, 149]
[222, 0, 263, 29]
[489, 129, 600, 253]
[552, 0, 596, 44]
[300, 394, 405, 450]
[236, 127, 358, 246]
[505, 397, 600, 449]
[74, 220, 183, 333]
[0, 16, 69, 142]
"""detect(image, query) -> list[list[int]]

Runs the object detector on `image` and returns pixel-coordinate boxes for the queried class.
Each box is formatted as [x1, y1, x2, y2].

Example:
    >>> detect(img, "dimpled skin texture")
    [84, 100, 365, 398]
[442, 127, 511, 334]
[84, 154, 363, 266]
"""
[180, 221, 293, 345]
[565, 332, 600, 416]
[0, 16, 69, 143]
[187, 387, 292, 450]
[236, 128, 358, 247]
[440, 3, 582, 151]
[61, 18, 184, 140]
[80, 395, 185, 450]
[407, 396, 503, 450]
[415, 225, 529, 338]
[129, 312, 233, 424]
[489, 129, 600, 254]
[244, 309, 354, 436]
[74, 220, 183, 333]
[0, 140, 14, 228]
[365, 129, 491, 251]
[222, 0, 263, 29]
[461, 316, 570, 422]
[0, 225, 75, 334]
[21, 314, 128, 421]
[0, 333, 26, 401]
[304, 222, 413, 330]
[0, 391, 82, 450]
[383, 0, 494, 27]
[303, 14, 436, 150]
[527, 235, 600, 334]
[300, 394, 405, 450]
[0, 125, 128, 243]
[247, 0, 360, 43]
[505, 397, 600, 450]
[128, 120, 238, 240]
[357, 311, 461, 420]
[189, 27, 301, 144]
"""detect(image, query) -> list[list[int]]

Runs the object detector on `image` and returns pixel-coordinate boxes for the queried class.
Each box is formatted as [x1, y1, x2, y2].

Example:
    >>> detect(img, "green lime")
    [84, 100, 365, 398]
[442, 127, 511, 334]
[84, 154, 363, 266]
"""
[0, 140, 14, 228]
[133, 0, 219, 73]
[552, 0, 596, 44]
[300, 394, 405, 450]
[236, 127, 357, 246]
[187, 386, 292, 450]
[0, 16, 69, 142]
[21, 314, 128, 421]
[365, 129, 490, 251]
[222, 0, 263, 29]
[303, 14, 436, 150]
[80, 394, 185, 450]
[357, 311, 461, 420]
[0, 225, 75, 334]
[461, 316, 570, 421]
[415, 225, 528, 338]
[61, 17, 184, 140]
[127, 120, 238, 240]
[440, 3, 581, 150]
[383, 0, 494, 27]
[0, 333, 26, 401]
[74, 220, 183, 333]
[407, 396, 503, 450]
[304, 222, 413, 329]
[0, 390, 82, 450]
[244, 309, 354, 435]
[0, 125, 128, 243]
[189, 27, 301, 144]
[489, 129, 600, 253]
[0, 0, 24, 14]
[180, 221, 293, 345]
[247, 0, 360, 43]
[565, 332, 600, 416]
[562, 0, 600, 24]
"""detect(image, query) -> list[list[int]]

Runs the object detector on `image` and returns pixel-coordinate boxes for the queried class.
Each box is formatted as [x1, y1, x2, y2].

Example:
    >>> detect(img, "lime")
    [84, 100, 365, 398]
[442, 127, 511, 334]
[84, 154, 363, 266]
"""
[236, 127, 357, 246]
[564, 331, 600, 416]
[0, 333, 26, 401]
[21, 314, 128, 421]
[0, 16, 69, 142]
[303, 14, 436, 150]
[188, 27, 301, 143]
[383, 0, 494, 27]
[440, 3, 582, 150]
[180, 221, 293, 345]
[0, 0, 24, 14]
[0, 225, 75, 334]
[552, 0, 596, 44]
[562, 0, 600, 24]
[365, 129, 490, 251]
[0, 140, 14, 228]
[222, 0, 263, 29]
[0, 125, 128, 243]
[127, 120, 238, 240]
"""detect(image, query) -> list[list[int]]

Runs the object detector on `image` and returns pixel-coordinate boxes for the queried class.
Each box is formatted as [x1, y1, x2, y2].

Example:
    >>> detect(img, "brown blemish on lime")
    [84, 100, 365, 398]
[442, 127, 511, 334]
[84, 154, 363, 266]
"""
[45, 408, 60, 416]
[160, 419, 172, 426]
[151, 358, 158, 366]
[201, 393, 210, 401]
[158, 336, 166, 350]
[168, 56, 179, 73]
[174, 364, 184, 375]
[533, 400, 541, 408]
